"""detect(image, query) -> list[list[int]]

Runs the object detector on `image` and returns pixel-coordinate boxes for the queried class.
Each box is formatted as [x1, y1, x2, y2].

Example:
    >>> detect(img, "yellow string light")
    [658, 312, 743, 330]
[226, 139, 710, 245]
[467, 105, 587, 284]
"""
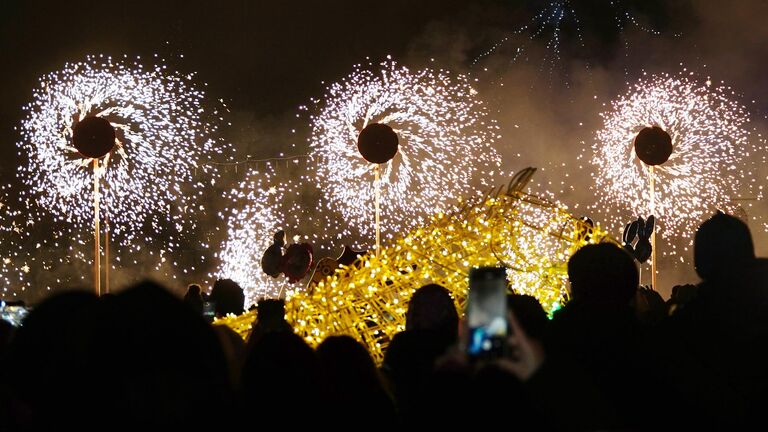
[218, 169, 613, 363]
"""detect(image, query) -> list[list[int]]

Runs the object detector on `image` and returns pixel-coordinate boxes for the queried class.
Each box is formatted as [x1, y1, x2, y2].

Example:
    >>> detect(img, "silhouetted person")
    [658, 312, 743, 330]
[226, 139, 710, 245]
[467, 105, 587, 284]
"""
[316, 336, 396, 426]
[247, 298, 292, 349]
[183, 283, 204, 315]
[213, 324, 247, 387]
[2, 283, 233, 430]
[209, 278, 245, 317]
[240, 331, 324, 426]
[506, 294, 548, 340]
[547, 243, 653, 429]
[1, 291, 99, 430]
[694, 212, 755, 281]
[382, 283, 459, 423]
[660, 213, 768, 427]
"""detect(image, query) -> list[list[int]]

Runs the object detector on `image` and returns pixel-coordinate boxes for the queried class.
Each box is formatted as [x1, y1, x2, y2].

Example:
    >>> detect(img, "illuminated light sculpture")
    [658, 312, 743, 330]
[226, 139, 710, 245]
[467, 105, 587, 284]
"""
[218, 169, 612, 362]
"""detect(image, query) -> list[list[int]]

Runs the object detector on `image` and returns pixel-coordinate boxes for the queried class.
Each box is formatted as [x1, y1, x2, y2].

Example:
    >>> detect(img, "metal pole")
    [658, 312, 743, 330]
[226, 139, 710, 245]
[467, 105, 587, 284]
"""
[375, 164, 381, 257]
[649, 165, 657, 290]
[93, 159, 101, 296]
[105, 212, 109, 294]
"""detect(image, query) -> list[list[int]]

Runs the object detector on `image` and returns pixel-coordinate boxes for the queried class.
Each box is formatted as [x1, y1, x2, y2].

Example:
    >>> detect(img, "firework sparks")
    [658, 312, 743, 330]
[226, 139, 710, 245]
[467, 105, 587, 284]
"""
[216, 168, 286, 304]
[590, 72, 764, 244]
[473, 1, 669, 81]
[214, 162, 345, 305]
[309, 59, 501, 244]
[17, 55, 225, 251]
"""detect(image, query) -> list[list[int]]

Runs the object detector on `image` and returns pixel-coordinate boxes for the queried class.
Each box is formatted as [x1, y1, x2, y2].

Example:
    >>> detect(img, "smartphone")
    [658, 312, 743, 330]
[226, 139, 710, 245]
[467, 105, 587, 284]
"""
[202, 301, 215, 322]
[466, 266, 508, 360]
[0, 302, 29, 327]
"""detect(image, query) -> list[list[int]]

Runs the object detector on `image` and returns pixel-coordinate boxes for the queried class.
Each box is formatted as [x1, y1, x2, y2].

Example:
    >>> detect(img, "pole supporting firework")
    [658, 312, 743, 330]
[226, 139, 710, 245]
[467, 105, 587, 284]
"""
[93, 159, 101, 296]
[649, 165, 657, 290]
[356, 122, 399, 256]
[374, 165, 381, 257]
[633, 125, 672, 289]
[72, 115, 116, 296]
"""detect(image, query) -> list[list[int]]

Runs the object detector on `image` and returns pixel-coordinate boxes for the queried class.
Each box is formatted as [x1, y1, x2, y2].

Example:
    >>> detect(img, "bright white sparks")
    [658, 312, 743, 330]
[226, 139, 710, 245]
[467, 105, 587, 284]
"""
[18, 55, 225, 249]
[309, 59, 501, 244]
[216, 168, 287, 305]
[591, 73, 763, 241]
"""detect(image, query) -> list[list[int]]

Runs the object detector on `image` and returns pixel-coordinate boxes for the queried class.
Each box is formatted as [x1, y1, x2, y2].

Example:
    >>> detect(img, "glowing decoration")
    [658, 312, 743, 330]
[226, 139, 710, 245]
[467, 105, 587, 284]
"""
[17, 55, 225, 250]
[591, 73, 761, 242]
[309, 58, 501, 244]
[218, 170, 612, 362]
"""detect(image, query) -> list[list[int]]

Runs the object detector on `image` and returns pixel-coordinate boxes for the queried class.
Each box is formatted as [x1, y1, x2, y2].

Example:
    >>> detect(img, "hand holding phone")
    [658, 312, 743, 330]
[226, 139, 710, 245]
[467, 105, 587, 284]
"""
[466, 266, 508, 360]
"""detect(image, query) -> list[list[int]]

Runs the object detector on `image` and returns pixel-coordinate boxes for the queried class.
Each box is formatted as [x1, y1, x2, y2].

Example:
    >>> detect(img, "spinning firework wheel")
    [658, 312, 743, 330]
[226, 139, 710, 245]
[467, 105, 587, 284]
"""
[309, 59, 501, 245]
[591, 73, 761, 283]
[18, 56, 224, 294]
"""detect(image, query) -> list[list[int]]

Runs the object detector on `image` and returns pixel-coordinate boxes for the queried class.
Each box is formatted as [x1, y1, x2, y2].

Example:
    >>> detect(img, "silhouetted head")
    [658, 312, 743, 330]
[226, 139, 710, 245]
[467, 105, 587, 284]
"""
[240, 331, 323, 420]
[507, 294, 549, 340]
[210, 279, 245, 317]
[3, 290, 99, 425]
[316, 335, 384, 399]
[256, 298, 287, 327]
[183, 284, 204, 315]
[568, 243, 639, 305]
[406, 283, 459, 337]
[83, 281, 230, 427]
[5, 282, 231, 428]
[694, 212, 755, 281]
[247, 298, 292, 348]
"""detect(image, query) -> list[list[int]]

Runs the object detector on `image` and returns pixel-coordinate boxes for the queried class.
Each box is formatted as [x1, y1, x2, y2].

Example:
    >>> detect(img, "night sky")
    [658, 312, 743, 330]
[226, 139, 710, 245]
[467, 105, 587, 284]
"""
[2, 0, 768, 299]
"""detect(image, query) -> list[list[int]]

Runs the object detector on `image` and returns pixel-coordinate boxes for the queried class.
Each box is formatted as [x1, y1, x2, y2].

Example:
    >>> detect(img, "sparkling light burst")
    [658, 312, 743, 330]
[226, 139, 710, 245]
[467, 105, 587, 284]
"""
[474, 1, 668, 81]
[0, 184, 28, 294]
[591, 72, 763, 243]
[18, 55, 225, 251]
[214, 162, 347, 305]
[309, 59, 501, 244]
[215, 168, 288, 304]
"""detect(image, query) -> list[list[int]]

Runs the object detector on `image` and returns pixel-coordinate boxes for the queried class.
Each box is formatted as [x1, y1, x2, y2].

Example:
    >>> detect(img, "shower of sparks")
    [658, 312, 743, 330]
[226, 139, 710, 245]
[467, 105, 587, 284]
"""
[215, 169, 287, 304]
[473, 0, 668, 81]
[590, 72, 764, 246]
[309, 58, 501, 245]
[214, 162, 348, 305]
[17, 55, 226, 254]
[0, 184, 28, 294]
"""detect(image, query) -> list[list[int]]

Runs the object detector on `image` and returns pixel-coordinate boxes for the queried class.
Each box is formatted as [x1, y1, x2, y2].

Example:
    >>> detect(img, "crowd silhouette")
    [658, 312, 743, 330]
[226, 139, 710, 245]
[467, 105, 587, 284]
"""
[1, 212, 767, 430]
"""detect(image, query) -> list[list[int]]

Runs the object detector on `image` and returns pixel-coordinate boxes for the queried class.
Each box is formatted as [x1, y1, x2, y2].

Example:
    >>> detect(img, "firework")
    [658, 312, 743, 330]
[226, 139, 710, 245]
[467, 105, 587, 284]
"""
[590, 73, 762, 243]
[18, 55, 225, 251]
[309, 59, 501, 244]
[216, 168, 286, 304]
[473, 1, 668, 80]
[0, 185, 35, 296]
[214, 163, 344, 305]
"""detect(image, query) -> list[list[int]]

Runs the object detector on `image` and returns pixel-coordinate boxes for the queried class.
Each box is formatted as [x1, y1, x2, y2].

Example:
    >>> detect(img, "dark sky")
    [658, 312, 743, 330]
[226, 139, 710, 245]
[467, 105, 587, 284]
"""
[0, 0, 491, 160]
[0, 0, 679, 170]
